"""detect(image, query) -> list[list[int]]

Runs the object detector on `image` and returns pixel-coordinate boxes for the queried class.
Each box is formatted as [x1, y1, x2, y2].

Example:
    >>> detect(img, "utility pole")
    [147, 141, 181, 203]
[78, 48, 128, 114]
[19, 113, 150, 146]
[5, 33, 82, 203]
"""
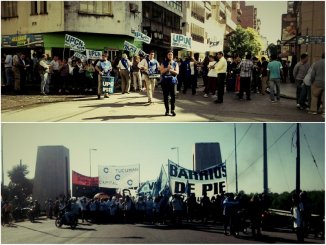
[263, 123, 268, 194]
[234, 124, 238, 194]
[296, 123, 300, 194]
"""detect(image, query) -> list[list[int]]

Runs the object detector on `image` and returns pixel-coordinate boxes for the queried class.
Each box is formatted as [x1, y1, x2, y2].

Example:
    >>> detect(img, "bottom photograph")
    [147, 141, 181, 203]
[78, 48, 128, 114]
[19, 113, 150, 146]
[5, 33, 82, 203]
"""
[1, 123, 325, 244]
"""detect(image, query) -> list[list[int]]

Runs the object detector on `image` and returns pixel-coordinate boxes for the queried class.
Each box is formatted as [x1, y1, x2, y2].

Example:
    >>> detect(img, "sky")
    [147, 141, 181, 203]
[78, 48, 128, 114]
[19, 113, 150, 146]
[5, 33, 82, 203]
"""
[247, 1, 288, 44]
[2, 123, 325, 194]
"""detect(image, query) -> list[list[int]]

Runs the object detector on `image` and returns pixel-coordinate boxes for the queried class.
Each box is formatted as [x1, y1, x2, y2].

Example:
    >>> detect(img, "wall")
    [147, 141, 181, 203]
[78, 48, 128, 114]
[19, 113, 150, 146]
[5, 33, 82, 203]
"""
[1, 1, 64, 35]
[64, 2, 142, 37]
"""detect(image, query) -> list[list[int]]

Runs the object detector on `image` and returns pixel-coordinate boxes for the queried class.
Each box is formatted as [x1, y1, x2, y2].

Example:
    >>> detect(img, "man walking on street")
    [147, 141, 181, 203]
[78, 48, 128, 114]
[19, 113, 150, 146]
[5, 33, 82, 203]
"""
[267, 54, 283, 103]
[238, 53, 254, 100]
[138, 51, 159, 104]
[214, 51, 227, 104]
[39, 54, 51, 95]
[293, 53, 310, 108]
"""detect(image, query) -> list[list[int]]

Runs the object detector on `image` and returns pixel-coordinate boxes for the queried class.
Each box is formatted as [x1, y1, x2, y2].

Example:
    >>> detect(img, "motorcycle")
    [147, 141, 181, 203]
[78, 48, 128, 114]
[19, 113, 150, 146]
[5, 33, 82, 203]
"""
[55, 210, 78, 229]
[25, 207, 35, 223]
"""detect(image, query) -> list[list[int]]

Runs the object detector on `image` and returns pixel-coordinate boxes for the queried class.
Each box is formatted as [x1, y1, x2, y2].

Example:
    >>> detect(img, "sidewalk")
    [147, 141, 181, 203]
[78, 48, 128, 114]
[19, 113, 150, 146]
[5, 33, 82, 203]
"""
[279, 82, 297, 100]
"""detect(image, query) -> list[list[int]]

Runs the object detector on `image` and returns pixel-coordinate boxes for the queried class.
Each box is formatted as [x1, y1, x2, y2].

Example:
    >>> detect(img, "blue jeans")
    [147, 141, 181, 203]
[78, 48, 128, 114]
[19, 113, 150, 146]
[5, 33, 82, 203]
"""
[269, 78, 281, 101]
[5, 68, 14, 86]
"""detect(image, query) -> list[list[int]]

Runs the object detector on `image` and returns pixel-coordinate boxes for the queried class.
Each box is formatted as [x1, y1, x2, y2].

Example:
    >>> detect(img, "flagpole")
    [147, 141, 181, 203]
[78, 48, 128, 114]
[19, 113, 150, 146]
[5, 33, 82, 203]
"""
[138, 163, 140, 188]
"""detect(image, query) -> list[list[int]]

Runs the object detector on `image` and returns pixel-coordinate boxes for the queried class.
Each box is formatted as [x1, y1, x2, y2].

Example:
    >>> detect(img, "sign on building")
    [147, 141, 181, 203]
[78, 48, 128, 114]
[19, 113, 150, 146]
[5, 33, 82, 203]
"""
[171, 33, 192, 49]
[281, 14, 297, 41]
[2, 34, 44, 48]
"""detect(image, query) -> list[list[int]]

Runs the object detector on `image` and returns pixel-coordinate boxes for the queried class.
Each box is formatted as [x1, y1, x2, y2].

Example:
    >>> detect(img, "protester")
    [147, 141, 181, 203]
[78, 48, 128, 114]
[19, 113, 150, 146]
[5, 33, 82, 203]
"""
[309, 53, 325, 116]
[95, 53, 112, 99]
[84, 59, 95, 93]
[238, 53, 254, 101]
[291, 193, 304, 243]
[39, 54, 51, 95]
[267, 54, 283, 103]
[138, 51, 160, 104]
[4, 53, 14, 89]
[293, 53, 310, 108]
[214, 51, 228, 103]
[260, 56, 269, 95]
[170, 194, 183, 225]
[248, 194, 262, 237]
[132, 55, 142, 92]
[59, 58, 69, 94]
[160, 50, 179, 116]
[50, 56, 60, 93]
[117, 53, 132, 94]
[204, 55, 218, 98]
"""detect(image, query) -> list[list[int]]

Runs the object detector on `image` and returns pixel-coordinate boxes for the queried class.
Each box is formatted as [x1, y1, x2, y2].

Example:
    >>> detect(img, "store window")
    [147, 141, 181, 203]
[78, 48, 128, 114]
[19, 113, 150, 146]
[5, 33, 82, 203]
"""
[1, 1, 18, 19]
[31, 1, 38, 15]
[79, 1, 112, 15]
[40, 1, 48, 15]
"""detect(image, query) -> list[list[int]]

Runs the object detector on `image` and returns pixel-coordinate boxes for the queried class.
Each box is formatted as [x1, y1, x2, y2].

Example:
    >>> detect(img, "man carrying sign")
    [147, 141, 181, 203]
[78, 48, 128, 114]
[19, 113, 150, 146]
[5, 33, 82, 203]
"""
[95, 53, 112, 99]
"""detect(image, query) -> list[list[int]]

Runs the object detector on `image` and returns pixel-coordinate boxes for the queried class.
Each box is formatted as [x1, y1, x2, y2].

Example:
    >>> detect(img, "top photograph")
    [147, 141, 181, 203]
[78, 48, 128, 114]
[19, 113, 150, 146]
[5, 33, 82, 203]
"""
[1, 1, 324, 122]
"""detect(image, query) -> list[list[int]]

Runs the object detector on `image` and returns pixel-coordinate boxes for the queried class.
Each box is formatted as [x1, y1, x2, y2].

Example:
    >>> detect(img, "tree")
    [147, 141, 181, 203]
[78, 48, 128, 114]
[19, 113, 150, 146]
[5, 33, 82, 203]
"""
[224, 25, 263, 58]
[6, 163, 33, 207]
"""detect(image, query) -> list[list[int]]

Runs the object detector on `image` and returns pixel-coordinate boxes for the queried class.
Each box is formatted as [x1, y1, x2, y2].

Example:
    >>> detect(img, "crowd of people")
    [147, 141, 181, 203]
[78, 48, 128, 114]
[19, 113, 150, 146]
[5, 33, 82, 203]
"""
[2, 50, 324, 117]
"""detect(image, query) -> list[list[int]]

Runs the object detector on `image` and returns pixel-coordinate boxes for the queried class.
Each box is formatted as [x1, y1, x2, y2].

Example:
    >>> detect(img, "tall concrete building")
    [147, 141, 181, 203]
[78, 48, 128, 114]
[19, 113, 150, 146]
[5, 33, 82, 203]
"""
[239, 1, 260, 34]
[33, 146, 70, 209]
[193, 143, 223, 171]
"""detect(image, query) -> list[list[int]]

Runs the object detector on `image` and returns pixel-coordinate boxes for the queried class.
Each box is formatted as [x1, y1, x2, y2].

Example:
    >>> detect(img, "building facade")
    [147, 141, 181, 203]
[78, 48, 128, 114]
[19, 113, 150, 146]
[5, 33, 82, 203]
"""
[239, 1, 260, 33]
[1, 1, 142, 59]
[33, 146, 70, 209]
[193, 143, 223, 171]
[141, 1, 183, 61]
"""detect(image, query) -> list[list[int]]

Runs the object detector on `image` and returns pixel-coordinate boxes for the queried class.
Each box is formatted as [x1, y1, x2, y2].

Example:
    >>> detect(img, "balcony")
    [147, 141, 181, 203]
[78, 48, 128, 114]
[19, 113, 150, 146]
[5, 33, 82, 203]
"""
[191, 11, 205, 23]
[191, 33, 204, 43]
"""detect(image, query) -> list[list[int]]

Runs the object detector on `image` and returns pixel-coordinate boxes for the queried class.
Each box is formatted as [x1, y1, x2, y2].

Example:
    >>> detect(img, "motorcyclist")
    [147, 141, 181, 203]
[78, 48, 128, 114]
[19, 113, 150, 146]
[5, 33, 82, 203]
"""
[61, 198, 79, 224]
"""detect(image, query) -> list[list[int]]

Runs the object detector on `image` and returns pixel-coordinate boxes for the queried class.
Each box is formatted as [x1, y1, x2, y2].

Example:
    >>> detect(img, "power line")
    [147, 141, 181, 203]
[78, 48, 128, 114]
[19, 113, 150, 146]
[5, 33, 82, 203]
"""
[226, 124, 253, 162]
[300, 125, 325, 188]
[229, 124, 295, 185]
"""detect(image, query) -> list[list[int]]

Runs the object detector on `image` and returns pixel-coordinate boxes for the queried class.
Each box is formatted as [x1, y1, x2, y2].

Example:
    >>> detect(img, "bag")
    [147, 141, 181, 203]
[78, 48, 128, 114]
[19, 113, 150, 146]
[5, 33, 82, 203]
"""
[303, 67, 312, 86]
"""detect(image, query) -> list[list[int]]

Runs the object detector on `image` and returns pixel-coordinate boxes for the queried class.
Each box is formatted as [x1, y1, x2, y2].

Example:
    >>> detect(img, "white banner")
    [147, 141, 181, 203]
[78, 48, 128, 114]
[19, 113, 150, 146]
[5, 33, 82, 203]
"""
[133, 31, 151, 44]
[73, 52, 87, 61]
[98, 164, 140, 189]
[123, 41, 138, 53]
[137, 180, 156, 196]
[65, 34, 86, 52]
[209, 41, 220, 48]
[86, 49, 102, 59]
[171, 33, 192, 49]
[168, 160, 227, 197]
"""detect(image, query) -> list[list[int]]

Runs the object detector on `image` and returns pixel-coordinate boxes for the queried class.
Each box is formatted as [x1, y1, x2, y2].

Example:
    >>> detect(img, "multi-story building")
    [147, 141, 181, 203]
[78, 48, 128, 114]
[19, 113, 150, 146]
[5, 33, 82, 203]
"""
[193, 143, 223, 171]
[141, 1, 183, 61]
[1, 1, 142, 59]
[239, 1, 260, 33]
[231, 1, 242, 26]
[282, 1, 325, 64]
[33, 145, 70, 209]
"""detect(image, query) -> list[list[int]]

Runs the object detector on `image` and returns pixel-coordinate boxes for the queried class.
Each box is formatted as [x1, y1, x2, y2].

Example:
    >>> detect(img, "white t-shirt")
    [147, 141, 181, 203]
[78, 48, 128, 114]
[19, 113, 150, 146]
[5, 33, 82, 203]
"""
[207, 61, 218, 77]
[190, 62, 195, 75]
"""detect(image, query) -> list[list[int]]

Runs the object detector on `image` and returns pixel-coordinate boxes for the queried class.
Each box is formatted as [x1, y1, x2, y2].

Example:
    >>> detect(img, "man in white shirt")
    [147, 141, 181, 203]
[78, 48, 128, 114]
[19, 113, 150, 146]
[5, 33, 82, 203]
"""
[39, 54, 51, 95]
[4, 53, 13, 87]
[214, 51, 227, 103]
[138, 51, 160, 103]
[50, 56, 60, 94]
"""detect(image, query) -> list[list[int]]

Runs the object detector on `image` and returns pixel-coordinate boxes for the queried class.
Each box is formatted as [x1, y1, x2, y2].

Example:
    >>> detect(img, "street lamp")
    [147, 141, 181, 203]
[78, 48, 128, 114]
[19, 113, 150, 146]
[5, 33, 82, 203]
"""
[171, 147, 179, 166]
[89, 148, 97, 177]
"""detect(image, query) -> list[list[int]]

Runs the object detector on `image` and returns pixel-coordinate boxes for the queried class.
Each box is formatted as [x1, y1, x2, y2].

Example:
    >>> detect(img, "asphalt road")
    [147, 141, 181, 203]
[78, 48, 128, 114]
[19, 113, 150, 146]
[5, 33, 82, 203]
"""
[1, 85, 324, 122]
[1, 217, 324, 244]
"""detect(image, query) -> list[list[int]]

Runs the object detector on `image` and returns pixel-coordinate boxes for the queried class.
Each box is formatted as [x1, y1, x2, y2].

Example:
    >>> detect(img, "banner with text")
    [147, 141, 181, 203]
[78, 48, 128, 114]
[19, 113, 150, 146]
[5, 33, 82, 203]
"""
[73, 52, 87, 61]
[133, 31, 151, 44]
[65, 34, 86, 52]
[98, 164, 140, 189]
[137, 180, 156, 196]
[72, 170, 99, 187]
[86, 49, 102, 59]
[171, 33, 192, 50]
[168, 160, 227, 197]
[124, 41, 138, 53]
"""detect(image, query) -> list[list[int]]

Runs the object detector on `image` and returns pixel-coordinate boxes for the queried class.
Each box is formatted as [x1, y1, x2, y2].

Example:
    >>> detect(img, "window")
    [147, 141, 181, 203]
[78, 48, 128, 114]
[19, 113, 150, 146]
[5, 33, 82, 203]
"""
[191, 2, 205, 23]
[79, 1, 112, 15]
[1, 1, 18, 18]
[191, 23, 204, 43]
[31, 1, 38, 15]
[40, 1, 48, 14]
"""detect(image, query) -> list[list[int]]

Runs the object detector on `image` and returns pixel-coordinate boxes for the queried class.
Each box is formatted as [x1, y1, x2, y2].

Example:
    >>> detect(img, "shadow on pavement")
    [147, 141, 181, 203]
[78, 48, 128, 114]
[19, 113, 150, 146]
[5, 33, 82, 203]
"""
[82, 114, 165, 121]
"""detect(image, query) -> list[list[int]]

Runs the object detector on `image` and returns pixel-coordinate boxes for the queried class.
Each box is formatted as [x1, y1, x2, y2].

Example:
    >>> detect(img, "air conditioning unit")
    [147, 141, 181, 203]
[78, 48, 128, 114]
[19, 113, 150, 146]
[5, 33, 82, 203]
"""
[129, 3, 139, 13]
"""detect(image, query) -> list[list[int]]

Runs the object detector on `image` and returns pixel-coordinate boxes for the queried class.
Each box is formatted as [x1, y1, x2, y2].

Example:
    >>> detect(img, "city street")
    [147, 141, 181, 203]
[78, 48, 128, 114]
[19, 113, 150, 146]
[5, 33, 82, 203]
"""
[1, 83, 324, 122]
[1, 218, 324, 244]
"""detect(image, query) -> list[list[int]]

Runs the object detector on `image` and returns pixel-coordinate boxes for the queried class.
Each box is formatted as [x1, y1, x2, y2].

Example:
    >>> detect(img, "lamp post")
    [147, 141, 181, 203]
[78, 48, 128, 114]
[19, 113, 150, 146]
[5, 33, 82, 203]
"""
[171, 147, 179, 166]
[89, 148, 97, 177]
